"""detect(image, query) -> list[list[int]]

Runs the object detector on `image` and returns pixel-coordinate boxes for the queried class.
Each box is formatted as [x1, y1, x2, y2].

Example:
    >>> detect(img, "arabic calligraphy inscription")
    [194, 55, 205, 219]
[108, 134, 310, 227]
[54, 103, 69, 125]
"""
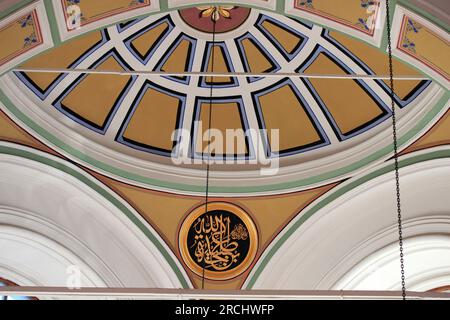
[179, 202, 258, 280]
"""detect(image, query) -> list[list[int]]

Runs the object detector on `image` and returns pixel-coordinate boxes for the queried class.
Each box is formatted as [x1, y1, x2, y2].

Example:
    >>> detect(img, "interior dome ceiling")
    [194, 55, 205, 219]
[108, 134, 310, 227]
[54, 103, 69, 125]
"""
[0, 6, 445, 195]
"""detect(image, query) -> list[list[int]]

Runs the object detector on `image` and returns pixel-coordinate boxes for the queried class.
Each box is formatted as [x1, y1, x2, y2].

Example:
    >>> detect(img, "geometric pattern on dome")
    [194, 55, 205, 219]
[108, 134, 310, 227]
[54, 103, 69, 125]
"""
[14, 8, 432, 160]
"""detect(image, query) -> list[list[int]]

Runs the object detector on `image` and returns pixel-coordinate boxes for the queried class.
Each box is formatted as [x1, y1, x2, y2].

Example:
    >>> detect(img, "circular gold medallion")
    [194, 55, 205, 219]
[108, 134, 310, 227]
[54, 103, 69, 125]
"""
[179, 202, 258, 280]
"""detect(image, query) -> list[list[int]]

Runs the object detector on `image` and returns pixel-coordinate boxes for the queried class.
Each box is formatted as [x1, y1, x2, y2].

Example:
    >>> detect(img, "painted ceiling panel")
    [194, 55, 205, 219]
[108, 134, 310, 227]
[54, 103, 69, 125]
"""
[0, 109, 59, 156]
[130, 21, 171, 61]
[238, 37, 277, 75]
[156, 34, 196, 84]
[206, 45, 233, 85]
[398, 16, 450, 81]
[200, 42, 238, 88]
[121, 83, 183, 153]
[303, 52, 388, 137]
[254, 81, 325, 154]
[160, 38, 192, 73]
[53, 52, 135, 133]
[259, 19, 305, 55]
[194, 100, 249, 158]
[256, 15, 307, 60]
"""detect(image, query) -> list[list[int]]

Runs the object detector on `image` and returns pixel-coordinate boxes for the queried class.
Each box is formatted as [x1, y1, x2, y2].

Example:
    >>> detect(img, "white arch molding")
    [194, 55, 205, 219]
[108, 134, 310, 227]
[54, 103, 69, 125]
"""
[0, 142, 192, 290]
[0, 223, 105, 288]
[246, 147, 450, 290]
[334, 234, 450, 291]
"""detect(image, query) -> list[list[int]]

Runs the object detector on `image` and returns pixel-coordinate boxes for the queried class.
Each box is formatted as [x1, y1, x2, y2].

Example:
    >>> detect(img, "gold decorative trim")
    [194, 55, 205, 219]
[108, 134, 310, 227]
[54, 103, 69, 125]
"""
[179, 202, 258, 280]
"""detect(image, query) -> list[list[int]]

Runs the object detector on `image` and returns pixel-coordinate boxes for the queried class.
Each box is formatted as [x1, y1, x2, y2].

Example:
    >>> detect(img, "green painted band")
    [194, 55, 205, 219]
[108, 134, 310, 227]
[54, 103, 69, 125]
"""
[43, 0, 61, 45]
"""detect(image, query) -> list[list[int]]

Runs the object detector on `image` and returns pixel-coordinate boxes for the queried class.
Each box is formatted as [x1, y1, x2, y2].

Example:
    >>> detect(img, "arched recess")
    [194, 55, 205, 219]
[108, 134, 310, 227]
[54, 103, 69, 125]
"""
[0, 224, 106, 288]
[0, 141, 192, 289]
[333, 234, 450, 291]
[245, 146, 450, 290]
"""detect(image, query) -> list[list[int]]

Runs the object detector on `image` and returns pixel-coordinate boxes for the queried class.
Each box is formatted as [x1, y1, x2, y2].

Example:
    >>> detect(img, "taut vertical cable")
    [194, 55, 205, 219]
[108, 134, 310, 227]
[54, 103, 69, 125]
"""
[385, 0, 406, 300]
[201, 19, 217, 290]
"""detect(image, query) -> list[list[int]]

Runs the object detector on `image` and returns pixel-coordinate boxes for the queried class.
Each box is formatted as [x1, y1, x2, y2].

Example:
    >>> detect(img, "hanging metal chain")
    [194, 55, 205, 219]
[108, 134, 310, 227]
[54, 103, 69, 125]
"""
[385, 0, 406, 300]
[201, 20, 217, 290]
[198, 2, 407, 296]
